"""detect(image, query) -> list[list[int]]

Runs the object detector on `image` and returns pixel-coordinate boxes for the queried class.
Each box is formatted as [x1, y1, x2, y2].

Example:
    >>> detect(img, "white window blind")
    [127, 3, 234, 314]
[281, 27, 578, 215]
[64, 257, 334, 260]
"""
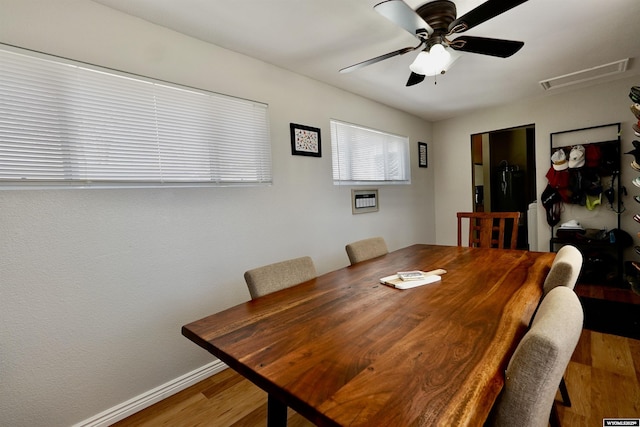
[331, 119, 410, 185]
[0, 46, 272, 188]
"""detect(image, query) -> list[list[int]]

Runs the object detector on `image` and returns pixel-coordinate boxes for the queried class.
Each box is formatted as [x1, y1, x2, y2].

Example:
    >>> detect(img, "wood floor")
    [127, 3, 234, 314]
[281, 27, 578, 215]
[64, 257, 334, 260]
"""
[114, 285, 640, 427]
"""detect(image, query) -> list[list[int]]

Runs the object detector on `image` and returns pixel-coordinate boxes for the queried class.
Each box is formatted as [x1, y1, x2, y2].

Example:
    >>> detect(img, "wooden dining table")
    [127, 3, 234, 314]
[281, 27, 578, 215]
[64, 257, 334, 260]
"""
[182, 244, 554, 426]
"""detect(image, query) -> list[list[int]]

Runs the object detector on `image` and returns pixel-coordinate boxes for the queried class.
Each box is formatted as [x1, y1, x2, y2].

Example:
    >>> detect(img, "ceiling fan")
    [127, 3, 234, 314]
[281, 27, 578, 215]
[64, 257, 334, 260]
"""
[340, 0, 528, 86]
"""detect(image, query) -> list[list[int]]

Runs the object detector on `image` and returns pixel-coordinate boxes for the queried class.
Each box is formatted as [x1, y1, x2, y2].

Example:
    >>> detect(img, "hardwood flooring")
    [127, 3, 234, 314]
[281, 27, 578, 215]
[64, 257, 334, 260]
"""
[557, 329, 640, 426]
[114, 285, 639, 427]
[111, 367, 314, 427]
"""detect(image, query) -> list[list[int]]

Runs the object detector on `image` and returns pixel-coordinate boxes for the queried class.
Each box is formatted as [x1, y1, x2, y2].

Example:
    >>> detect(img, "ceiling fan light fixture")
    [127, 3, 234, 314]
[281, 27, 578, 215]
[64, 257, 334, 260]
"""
[409, 43, 458, 76]
[429, 43, 450, 63]
[409, 51, 430, 75]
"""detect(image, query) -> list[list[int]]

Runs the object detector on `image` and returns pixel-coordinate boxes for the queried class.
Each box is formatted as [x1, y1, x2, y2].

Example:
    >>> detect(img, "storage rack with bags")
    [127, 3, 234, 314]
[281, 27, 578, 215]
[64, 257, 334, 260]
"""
[547, 123, 625, 286]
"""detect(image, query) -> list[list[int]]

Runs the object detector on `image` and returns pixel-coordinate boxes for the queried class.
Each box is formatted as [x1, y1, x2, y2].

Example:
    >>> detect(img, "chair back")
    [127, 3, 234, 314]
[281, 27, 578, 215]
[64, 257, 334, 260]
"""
[543, 245, 583, 296]
[487, 286, 583, 427]
[345, 237, 388, 265]
[244, 256, 316, 299]
[456, 211, 520, 249]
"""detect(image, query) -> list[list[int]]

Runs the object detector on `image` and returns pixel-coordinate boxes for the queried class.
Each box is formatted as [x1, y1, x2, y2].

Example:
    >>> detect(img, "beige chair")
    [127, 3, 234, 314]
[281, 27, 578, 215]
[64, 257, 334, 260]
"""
[543, 245, 583, 296]
[540, 244, 583, 408]
[487, 286, 583, 427]
[244, 256, 316, 299]
[456, 212, 520, 249]
[345, 237, 388, 265]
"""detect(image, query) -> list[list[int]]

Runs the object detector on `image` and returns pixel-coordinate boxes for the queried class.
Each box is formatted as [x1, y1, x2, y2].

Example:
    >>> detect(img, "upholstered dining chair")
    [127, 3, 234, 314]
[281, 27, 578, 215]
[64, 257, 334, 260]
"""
[543, 245, 583, 296]
[540, 244, 583, 408]
[456, 211, 520, 250]
[345, 237, 388, 265]
[244, 256, 317, 299]
[487, 286, 583, 427]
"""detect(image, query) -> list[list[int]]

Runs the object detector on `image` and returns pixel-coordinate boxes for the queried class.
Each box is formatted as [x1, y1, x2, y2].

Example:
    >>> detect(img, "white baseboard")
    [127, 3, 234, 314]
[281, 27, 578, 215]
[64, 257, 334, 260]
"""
[73, 360, 228, 427]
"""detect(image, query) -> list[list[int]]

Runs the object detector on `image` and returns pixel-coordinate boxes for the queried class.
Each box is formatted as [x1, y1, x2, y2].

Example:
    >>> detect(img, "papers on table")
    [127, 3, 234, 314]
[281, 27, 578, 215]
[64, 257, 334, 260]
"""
[380, 268, 446, 289]
[397, 270, 426, 281]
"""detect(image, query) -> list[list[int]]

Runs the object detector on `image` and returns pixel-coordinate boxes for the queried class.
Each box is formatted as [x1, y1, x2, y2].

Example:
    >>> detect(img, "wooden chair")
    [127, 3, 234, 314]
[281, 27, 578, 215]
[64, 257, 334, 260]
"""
[486, 286, 584, 427]
[345, 237, 388, 265]
[244, 256, 316, 299]
[456, 211, 520, 250]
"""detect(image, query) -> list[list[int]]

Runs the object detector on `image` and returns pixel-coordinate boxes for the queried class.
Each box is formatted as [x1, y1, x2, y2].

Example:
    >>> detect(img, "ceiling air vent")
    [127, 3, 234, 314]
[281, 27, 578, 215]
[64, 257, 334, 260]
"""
[539, 59, 629, 90]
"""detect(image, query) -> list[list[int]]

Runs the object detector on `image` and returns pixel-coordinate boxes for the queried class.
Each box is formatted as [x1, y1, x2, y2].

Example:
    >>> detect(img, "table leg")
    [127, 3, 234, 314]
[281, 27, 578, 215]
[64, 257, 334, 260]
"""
[267, 394, 288, 427]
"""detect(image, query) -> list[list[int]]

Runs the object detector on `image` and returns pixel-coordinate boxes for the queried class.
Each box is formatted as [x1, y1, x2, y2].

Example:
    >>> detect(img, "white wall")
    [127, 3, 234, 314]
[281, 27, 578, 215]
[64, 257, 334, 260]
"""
[0, 1, 435, 425]
[432, 76, 640, 252]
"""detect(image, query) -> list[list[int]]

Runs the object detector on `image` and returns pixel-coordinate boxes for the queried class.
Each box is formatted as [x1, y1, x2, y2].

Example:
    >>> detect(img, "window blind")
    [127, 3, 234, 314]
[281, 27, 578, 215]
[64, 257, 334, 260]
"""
[0, 46, 272, 188]
[331, 119, 410, 185]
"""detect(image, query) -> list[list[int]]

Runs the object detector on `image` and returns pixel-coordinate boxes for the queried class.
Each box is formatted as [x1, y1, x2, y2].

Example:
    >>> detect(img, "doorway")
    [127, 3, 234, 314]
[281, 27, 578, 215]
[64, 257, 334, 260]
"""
[470, 124, 537, 249]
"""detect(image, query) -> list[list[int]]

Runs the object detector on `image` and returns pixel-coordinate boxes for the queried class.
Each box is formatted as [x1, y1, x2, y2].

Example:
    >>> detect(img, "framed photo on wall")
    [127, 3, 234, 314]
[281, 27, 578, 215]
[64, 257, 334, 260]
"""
[418, 142, 428, 168]
[290, 123, 321, 157]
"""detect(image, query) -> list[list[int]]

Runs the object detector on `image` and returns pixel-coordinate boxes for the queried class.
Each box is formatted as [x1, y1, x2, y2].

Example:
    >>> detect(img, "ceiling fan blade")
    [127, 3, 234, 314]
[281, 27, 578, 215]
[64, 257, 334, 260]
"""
[448, 0, 528, 34]
[374, 0, 433, 38]
[449, 36, 524, 58]
[339, 43, 422, 73]
[406, 72, 425, 87]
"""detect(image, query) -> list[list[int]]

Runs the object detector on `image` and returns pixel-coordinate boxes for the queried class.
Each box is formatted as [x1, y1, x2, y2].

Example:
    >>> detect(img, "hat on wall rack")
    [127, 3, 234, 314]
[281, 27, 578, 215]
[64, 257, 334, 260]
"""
[551, 149, 568, 171]
[541, 184, 562, 226]
[568, 145, 585, 168]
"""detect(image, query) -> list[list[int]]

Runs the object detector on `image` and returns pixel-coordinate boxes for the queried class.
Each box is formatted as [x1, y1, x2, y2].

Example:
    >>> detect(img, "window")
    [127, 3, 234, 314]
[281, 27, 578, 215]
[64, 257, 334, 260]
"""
[0, 46, 272, 188]
[330, 119, 410, 185]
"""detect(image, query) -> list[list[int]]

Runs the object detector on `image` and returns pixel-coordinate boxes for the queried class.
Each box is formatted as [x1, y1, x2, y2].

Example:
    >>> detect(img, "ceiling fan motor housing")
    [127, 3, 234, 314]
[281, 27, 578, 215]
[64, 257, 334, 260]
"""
[416, 0, 457, 48]
[416, 0, 457, 28]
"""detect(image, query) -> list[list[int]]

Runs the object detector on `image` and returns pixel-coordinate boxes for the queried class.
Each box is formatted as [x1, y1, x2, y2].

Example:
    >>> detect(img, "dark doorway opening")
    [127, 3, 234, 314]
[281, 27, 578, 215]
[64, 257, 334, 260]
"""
[471, 124, 537, 250]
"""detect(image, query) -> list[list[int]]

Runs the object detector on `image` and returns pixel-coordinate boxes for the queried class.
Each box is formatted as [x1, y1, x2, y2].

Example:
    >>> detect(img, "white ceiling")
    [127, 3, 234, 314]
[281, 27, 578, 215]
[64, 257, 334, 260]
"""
[91, 0, 640, 121]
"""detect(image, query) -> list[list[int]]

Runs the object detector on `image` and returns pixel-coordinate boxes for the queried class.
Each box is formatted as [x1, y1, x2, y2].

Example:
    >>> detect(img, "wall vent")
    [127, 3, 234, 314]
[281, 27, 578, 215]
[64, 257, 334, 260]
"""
[539, 58, 629, 90]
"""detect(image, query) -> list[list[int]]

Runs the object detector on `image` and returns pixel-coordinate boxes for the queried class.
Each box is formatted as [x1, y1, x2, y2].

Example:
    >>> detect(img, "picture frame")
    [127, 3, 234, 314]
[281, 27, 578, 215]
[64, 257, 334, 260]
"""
[418, 142, 428, 168]
[290, 123, 321, 157]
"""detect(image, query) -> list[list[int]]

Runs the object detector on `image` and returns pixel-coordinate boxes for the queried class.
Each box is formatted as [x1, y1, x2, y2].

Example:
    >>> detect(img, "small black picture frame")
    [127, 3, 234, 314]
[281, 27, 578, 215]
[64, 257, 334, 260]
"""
[290, 123, 321, 157]
[418, 142, 428, 168]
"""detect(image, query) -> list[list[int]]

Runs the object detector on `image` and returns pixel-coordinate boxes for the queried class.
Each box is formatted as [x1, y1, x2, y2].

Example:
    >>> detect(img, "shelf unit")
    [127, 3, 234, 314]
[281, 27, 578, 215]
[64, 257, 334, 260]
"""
[548, 123, 623, 286]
